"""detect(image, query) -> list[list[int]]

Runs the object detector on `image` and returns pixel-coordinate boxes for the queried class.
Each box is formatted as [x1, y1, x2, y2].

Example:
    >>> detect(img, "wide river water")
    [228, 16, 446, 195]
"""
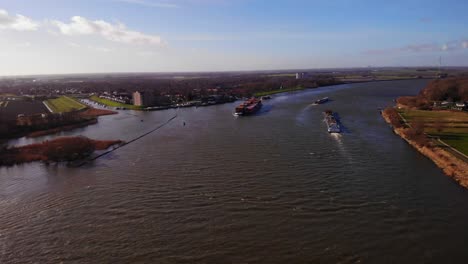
[2, 80, 468, 263]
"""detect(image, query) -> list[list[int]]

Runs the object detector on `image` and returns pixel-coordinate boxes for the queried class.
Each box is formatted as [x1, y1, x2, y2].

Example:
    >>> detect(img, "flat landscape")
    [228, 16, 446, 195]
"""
[89, 95, 142, 110]
[45, 96, 87, 113]
[400, 109, 468, 156]
[0, 100, 48, 120]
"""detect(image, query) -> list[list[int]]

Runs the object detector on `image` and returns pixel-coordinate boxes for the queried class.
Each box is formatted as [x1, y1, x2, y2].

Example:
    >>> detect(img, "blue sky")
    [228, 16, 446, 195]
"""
[0, 0, 467, 75]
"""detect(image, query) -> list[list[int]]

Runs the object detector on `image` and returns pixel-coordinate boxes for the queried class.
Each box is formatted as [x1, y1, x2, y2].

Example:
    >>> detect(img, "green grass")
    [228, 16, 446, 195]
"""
[254, 87, 306, 97]
[432, 132, 468, 155]
[400, 109, 468, 155]
[45, 96, 87, 113]
[89, 95, 142, 110]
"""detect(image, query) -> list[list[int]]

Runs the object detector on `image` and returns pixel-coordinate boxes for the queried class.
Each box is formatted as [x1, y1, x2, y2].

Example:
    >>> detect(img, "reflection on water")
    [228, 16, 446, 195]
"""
[2, 80, 468, 263]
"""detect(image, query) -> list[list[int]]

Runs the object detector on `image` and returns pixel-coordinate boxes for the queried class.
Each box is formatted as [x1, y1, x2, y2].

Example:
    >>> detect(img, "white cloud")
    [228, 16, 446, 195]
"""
[364, 39, 468, 55]
[137, 50, 160, 56]
[0, 9, 38, 31]
[51, 16, 163, 45]
[16, 42, 32, 47]
[66, 42, 81, 48]
[115, 0, 179, 8]
[88, 46, 112, 52]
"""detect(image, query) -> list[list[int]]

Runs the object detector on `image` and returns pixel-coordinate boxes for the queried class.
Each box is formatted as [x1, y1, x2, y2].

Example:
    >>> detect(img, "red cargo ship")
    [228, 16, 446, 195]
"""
[235, 98, 262, 116]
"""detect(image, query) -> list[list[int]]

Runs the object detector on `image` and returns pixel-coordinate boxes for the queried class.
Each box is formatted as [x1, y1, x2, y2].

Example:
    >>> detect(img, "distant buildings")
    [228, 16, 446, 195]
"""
[433, 101, 467, 111]
[133, 91, 152, 106]
[296, 72, 307, 79]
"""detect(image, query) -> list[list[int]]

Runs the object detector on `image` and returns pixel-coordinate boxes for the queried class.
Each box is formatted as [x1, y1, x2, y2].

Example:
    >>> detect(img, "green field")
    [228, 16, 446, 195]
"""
[254, 87, 306, 97]
[400, 109, 468, 155]
[45, 96, 87, 113]
[89, 95, 142, 110]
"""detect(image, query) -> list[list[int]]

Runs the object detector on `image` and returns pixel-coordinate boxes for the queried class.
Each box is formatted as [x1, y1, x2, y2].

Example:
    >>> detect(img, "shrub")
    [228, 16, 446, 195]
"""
[383, 108, 404, 128]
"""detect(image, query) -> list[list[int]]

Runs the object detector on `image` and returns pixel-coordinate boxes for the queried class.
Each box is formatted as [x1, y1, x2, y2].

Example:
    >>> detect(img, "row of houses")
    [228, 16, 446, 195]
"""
[98, 90, 237, 108]
[433, 101, 468, 111]
[99, 93, 132, 104]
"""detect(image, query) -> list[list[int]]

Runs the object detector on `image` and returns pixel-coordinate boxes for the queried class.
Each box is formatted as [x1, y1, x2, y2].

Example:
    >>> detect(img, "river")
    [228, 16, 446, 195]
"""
[1, 79, 468, 263]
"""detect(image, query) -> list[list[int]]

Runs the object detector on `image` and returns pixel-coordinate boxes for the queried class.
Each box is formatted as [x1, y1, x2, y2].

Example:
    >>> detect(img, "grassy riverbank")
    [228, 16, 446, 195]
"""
[89, 95, 142, 110]
[382, 108, 468, 188]
[254, 87, 307, 97]
[399, 109, 468, 156]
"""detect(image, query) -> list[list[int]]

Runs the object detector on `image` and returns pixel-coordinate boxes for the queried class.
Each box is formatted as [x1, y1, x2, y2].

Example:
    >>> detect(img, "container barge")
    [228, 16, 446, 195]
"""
[323, 110, 341, 133]
[314, 97, 329, 105]
[235, 98, 262, 116]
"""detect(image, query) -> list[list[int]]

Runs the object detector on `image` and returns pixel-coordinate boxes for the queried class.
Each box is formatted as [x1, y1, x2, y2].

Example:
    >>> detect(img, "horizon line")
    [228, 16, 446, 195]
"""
[2, 65, 468, 78]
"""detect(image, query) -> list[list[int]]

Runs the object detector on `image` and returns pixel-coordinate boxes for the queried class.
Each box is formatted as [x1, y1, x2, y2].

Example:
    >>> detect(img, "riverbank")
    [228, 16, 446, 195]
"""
[0, 136, 123, 166]
[254, 86, 309, 97]
[2, 107, 117, 140]
[382, 108, 468, 188]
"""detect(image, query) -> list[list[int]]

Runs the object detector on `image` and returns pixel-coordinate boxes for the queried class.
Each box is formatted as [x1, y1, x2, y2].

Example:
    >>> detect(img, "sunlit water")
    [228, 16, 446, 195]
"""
[2, 80, 468, 263]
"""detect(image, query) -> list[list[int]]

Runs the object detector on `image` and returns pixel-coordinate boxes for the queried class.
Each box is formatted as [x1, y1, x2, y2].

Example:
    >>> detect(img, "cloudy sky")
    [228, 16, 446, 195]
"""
[0, 0, 467, 75]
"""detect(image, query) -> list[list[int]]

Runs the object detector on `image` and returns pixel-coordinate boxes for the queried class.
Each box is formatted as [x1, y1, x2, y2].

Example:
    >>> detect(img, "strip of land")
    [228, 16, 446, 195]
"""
[0, 136, 123, 166]
[89, 95, 143, 110]
[45, 96, 87, 113]
[254, 87, 307, 97]
[382, 77, 468, 188]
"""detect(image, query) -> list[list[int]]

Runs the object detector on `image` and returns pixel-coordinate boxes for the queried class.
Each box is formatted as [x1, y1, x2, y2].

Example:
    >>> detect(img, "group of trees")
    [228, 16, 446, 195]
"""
[396, 96, 431, 110]
[0, 110, 93, 140]
[383, 108, 404, 128]
[43, 137, 96, 162]
[403, 121, 431, 147]
[420, 78, 468, 102]
[396, 77, 468, 109]
[0, 136, 98, 166]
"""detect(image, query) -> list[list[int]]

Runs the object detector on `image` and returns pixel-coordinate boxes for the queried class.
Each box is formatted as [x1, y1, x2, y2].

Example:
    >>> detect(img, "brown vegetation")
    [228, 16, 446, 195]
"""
[0, 136, 122, 166]
[396, 96, 430, 109]
[78, 108, 117, 118]
[382, 108, 468, 188]
[398, 77, 468, 109]
[382, 108, 404, 128]
[383, 107, 431, 147]
[420, 77, 468, 102]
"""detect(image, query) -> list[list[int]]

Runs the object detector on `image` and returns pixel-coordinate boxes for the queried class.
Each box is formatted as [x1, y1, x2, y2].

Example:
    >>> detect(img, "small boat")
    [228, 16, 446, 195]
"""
[314, 97, 329, 105]
[261, 95, 272, 100]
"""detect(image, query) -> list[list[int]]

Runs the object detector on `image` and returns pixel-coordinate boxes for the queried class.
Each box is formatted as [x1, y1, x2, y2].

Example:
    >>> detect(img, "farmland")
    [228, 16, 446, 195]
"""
[45, 96, 87, 113]
[400, 109, 468, 155]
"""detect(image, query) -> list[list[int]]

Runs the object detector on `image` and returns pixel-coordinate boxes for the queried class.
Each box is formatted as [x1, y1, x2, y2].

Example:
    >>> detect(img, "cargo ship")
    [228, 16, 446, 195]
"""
[235, 98, 262, 116]
[323, 110, 341, 133]
[314, 97, 329, 105]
